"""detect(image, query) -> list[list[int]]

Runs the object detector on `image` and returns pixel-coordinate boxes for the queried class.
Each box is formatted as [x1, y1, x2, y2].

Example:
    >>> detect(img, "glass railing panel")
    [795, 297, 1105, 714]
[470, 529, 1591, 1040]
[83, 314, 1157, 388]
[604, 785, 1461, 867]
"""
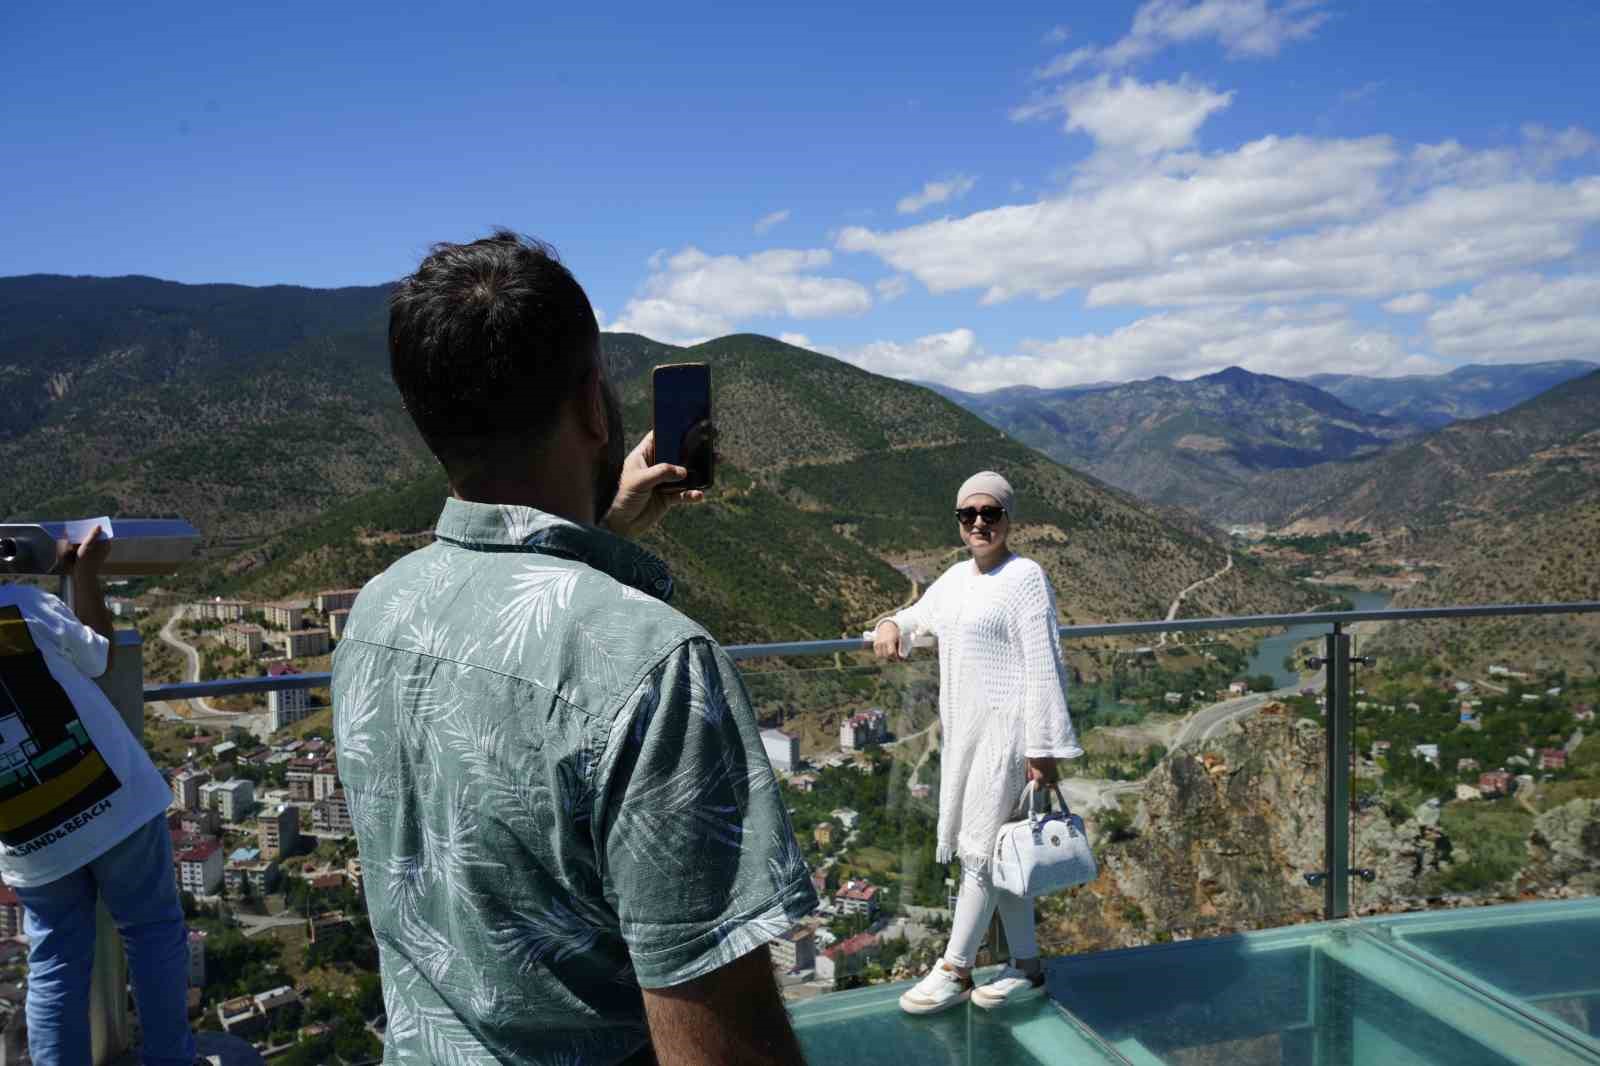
[1046, 632, 1325, 956]
[1048, 920, 1599, 1066]
[1347, 617, 1600, 919]
[1367, 898, 1600, 1052]
[740, 655, 955, 990]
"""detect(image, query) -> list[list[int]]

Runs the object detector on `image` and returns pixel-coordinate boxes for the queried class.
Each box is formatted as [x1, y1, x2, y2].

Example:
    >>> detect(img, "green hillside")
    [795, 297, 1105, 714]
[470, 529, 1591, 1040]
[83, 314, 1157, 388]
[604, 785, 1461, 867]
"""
[1, 276, 1317, 646]
[1277, 370, 1600, 533]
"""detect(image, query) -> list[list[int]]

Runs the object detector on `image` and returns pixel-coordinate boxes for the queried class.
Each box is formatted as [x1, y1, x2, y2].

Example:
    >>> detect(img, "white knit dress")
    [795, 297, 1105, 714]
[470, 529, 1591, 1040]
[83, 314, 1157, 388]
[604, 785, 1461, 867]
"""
[894, 554, 1082, 871]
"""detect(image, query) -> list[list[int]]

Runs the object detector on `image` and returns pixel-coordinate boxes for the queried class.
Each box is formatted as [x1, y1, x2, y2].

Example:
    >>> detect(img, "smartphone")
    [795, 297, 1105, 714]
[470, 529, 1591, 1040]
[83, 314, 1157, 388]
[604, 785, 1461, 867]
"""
[652, 362, 715, 490]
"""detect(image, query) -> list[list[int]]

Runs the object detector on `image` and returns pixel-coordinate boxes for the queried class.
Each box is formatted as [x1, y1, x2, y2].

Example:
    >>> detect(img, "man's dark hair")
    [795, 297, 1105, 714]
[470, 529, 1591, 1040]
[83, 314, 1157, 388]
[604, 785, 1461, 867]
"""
[389, 230, 600, 471]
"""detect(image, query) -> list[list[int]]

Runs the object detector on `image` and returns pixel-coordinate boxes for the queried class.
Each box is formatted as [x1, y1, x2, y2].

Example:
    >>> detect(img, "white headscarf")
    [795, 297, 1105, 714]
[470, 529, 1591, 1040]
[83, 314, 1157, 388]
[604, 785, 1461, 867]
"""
[956, 471, 1016, 518]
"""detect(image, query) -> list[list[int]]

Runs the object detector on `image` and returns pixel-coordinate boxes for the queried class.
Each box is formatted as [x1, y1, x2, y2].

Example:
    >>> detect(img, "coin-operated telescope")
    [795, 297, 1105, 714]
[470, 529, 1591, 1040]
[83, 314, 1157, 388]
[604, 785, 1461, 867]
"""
[0, 518, 200, 576]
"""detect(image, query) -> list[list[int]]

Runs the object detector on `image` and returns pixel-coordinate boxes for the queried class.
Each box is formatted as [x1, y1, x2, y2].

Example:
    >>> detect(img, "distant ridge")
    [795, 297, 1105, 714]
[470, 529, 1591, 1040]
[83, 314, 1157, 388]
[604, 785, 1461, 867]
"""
[935, 364, 1420, 519]
[1301, 361, 1599, 429]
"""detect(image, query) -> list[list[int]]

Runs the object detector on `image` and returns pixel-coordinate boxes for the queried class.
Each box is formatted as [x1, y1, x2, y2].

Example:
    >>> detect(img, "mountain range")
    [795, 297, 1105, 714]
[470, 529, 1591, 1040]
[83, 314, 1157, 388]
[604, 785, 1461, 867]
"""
[0, 274, 1314, 645]
[932, 367, 1420, 519]
[1303, 361, 1598, 429]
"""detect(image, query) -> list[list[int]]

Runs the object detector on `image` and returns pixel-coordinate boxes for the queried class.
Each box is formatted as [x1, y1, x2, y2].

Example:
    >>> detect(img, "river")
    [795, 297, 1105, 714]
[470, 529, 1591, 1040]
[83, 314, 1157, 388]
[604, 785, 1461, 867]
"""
[1246, 587, 1394, 689]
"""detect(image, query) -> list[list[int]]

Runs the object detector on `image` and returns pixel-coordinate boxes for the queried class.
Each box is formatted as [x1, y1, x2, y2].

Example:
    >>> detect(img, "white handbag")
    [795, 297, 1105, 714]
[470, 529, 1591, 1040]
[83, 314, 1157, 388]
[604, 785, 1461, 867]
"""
[990, 781, 1098, 898]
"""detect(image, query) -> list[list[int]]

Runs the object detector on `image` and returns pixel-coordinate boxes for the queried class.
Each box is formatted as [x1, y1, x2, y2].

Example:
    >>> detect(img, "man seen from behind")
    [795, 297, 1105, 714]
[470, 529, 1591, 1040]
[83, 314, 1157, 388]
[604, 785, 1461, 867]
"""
[333, 231, 817, 1065]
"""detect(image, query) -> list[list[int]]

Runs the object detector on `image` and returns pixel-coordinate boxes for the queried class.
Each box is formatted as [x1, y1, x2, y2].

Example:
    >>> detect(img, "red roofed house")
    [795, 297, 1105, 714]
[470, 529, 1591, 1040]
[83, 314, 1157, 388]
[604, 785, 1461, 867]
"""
[834, 879, 881, 920]
[177, 840, 224, 895]
[0, 885, 22, 938]
[815, 932, 880, 987]
[1479, 770, 1514, 797]
[1540, 748, 1568, 771]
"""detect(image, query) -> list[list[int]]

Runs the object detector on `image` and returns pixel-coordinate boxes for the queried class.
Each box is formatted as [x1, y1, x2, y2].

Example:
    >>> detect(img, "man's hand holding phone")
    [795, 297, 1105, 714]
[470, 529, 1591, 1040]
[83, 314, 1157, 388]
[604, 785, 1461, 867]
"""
[603, 431, 707, 539]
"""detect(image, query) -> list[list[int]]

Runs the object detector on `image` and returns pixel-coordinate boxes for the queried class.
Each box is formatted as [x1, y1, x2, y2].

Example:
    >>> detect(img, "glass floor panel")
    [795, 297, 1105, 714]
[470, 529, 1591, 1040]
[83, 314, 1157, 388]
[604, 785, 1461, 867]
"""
[790, 905, 1600, 1065]
[1371, 900, 1600, 1051]
[790, 973, 1124, 1065]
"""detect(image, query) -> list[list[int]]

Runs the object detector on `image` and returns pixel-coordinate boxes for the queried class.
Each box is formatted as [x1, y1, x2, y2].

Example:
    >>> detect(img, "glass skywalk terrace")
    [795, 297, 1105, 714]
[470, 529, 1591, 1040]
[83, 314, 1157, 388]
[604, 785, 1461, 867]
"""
[137, 598, 1600, 1066]
[790, 901, 1600, 1065]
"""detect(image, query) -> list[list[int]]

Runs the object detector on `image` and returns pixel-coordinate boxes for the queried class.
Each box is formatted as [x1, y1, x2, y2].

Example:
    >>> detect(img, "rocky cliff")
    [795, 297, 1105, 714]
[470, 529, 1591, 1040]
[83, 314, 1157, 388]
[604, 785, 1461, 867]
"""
[1035, 711, 1589, 956]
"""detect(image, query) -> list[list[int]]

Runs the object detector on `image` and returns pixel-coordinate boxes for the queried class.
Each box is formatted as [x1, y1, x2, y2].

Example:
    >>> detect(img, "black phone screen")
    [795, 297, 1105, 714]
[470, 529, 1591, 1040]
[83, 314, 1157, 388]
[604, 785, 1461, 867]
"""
[652, 363, 713, 489]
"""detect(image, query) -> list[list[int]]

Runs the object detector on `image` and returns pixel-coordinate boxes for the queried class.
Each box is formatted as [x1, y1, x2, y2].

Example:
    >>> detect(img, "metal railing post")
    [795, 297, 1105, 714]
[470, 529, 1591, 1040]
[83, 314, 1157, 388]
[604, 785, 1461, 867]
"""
[90, 629, 144, 1065]
[1323, 627, 1352, 921]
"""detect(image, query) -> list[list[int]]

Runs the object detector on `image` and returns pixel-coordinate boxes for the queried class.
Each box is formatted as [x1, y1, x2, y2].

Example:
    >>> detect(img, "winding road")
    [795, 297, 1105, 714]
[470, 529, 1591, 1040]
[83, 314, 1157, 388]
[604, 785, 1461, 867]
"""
[159, 608, 222, 716]
[1157, 554, 1234, 646]
[155, 608, 275, 738]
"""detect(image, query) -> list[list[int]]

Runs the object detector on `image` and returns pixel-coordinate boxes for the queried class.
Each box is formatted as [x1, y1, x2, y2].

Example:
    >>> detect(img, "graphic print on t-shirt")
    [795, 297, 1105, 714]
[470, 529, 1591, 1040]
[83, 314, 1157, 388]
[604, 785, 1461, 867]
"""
[0, 606, 121, 847]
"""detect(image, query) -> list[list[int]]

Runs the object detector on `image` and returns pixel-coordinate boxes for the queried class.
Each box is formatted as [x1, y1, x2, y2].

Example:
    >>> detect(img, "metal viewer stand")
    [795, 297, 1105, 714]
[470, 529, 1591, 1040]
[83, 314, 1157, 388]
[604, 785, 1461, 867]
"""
[0, 520, 199, 1066]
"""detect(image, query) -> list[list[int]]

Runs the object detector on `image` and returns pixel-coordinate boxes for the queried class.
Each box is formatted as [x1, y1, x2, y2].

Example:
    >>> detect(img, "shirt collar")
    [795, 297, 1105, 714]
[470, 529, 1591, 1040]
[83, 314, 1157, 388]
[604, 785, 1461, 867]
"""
[433, 498, 675, 603]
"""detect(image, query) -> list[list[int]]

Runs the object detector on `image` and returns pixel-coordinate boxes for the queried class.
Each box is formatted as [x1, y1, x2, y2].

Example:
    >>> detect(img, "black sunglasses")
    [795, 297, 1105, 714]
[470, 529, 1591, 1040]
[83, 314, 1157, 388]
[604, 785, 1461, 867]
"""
[955, 505, 1007, 526]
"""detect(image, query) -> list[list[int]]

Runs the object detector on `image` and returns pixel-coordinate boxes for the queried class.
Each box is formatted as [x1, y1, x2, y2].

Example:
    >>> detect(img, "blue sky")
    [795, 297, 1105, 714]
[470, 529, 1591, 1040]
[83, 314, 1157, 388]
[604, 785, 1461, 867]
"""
[5, 1, 1600, 388]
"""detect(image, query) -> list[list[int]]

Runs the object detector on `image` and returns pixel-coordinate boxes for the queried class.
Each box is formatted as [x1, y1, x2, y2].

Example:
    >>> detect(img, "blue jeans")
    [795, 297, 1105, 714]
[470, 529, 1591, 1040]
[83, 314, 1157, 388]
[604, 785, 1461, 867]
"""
[15, 814, 196, 1066]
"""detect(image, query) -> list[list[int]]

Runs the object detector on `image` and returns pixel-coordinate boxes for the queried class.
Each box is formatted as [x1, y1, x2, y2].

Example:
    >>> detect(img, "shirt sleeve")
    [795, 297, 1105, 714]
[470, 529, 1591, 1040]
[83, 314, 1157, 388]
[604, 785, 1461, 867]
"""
[1010, 565, 1082, 760]
[18, 588, 110, 679]
[597, 638, 818, 989]
[892, 566, 947, 640]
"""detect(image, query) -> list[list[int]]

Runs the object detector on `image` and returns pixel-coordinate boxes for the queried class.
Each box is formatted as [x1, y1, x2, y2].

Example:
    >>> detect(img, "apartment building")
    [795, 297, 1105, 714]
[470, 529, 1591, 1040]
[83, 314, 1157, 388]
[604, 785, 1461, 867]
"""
[285, 628, 330, 659]
[222, 623, 265, 656]
[312, 789, 352, 834]
[187, 930, 207, 986]
[287, 758, 319, 802]
[327, 608, 350, 640]
[261, 600, 308, 630]
[259, 803, 300, 861]
[770, 925, 817, 972]
[172, 768, 209, 811]
[760, 728, 800, 773]
[267, 663, 311, 732]
[177, 841, 223, 895]
[312, 762, 340, 801]
[0, 886, 21, 938]
[314, 588, 363, 614]
[199, 777, 254, 822]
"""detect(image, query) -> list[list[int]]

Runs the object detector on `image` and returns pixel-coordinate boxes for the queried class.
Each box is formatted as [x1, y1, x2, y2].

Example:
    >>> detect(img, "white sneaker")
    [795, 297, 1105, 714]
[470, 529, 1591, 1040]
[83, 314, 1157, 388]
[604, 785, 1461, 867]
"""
[898, 961, 973, 1015]
[971, 965, 1046, 1010]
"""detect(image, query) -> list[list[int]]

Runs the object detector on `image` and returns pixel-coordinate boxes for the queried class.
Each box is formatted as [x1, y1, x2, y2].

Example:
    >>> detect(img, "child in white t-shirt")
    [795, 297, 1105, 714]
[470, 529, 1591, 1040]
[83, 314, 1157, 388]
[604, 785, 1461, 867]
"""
[0, 529, 196, 1066]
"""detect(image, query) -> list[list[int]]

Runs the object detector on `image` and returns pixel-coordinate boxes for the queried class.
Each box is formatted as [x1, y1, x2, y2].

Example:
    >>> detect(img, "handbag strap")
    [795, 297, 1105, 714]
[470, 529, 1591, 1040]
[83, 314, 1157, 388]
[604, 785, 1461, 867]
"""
[1020, 780, 1075, 819]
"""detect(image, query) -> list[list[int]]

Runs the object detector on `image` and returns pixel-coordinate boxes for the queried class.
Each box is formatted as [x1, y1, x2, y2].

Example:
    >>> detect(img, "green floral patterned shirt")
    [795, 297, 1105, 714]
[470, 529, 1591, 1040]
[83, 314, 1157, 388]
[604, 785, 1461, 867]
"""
[333, 499, 817, 1065]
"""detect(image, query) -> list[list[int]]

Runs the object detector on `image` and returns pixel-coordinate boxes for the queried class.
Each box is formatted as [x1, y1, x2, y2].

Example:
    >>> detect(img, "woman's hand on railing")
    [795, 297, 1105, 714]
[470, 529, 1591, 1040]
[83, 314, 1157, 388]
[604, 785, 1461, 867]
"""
[871, 620, 903, 660]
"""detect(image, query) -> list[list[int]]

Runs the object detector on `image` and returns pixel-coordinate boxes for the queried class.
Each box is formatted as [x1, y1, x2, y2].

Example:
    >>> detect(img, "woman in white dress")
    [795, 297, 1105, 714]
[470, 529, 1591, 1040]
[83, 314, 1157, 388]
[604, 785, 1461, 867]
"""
[874, 471, 1082, 1014]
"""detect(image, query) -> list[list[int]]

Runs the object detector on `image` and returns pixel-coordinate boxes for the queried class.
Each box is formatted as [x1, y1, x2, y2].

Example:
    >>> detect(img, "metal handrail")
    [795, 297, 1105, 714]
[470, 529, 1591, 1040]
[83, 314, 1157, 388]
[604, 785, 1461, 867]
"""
[140, 597, 1600, 932]
[142, 600, 1600, 702]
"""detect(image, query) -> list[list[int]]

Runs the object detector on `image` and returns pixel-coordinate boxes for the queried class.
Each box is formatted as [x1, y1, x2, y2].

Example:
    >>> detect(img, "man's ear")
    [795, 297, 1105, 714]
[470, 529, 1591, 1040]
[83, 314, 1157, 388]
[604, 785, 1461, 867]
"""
[576, 369, 610, 447]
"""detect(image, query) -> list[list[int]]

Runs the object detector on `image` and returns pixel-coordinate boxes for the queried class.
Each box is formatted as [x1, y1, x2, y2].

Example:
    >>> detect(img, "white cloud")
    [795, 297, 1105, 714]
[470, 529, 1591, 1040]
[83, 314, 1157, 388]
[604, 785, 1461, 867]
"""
[1338, 81, 1380, 106]
[839, 134, 1397, 302]
[1014, 74, 1233, 155]
[838, 307, 1444, 392]
[837, 329, 984, 381]
[1383, 292, 1434, 314]
[897, 175, 978, 215]
[1427, 273, 1600, 362]
[1084, 178, 1600, 307]
[609, 247, 872, 344]
[753, 209, 791, 234]
[875, 275, 911, 301]
[1035, 0, 1329, 77]
[1043, 24, 1071, 44]
[1034, 47, 1098, 80]
[1102, 0, 1331, 67]
[1408, 125, 1599, 190]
